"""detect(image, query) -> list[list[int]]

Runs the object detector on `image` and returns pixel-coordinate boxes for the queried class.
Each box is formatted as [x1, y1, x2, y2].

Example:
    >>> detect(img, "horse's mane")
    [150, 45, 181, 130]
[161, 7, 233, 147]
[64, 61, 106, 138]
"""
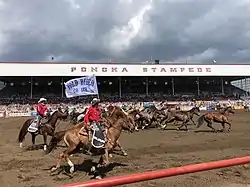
[127, 108, 137, 114]
[107, 106, 128, 121]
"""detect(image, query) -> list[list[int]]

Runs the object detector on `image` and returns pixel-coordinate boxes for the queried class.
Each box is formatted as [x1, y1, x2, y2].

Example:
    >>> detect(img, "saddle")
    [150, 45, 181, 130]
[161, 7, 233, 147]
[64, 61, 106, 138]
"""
[41, 111, 52, 124]
[90, 122, 106, 149]
[40, 117, 49, 125]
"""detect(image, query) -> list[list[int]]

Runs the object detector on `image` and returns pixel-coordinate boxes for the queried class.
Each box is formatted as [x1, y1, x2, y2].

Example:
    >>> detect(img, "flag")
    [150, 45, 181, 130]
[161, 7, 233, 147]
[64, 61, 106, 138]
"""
[64, 75, 99, 98]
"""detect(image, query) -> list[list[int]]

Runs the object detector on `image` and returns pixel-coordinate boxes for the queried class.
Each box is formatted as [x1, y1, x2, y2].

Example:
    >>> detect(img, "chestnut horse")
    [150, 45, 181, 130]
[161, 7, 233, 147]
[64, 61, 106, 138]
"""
[196, 106, 235, 132]
[18, 109, 68, 151]
[47, 106, 135, 174]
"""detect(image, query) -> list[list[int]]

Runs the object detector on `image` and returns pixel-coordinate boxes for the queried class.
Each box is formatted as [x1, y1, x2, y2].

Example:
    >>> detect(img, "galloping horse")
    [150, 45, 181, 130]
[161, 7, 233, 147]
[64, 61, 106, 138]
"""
[136, 105, 164, 130]
[18, 109, 68, 151]
[47, 106, 135, 174]
[161, 106, 201, 131]
[126, 108, 141, 131]
[196, 106, 235, 132]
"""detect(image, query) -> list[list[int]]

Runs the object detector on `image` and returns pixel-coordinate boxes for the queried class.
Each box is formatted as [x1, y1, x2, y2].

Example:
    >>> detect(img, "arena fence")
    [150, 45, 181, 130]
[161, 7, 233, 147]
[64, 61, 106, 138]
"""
[58, 156, 250, 187]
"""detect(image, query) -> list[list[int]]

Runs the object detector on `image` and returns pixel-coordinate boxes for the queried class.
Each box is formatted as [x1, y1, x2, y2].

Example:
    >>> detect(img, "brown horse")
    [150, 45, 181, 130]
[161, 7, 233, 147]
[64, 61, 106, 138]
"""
[126, 108, 141, 131]
[161, 106, 201, 131]
[48, 106, 135, 174]
[18, 109, 68, 151]
[102, 105, 135, 157]
[196, 107, 235, 132]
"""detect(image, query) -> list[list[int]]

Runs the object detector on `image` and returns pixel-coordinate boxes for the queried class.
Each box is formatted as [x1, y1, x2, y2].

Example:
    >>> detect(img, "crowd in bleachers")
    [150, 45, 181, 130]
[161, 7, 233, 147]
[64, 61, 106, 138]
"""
[0, 77, 246, 114]
[0, 93, 244, 114]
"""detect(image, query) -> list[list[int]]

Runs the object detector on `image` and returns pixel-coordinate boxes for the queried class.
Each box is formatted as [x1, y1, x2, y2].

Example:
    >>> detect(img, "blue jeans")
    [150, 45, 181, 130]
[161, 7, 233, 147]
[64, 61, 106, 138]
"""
[36, 115, 42, 127]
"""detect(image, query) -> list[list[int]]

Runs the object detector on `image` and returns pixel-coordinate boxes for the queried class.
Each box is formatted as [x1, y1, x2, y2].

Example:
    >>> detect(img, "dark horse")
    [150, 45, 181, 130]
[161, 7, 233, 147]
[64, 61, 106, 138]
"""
[18, 109, 68, 151]
[196, 106, 235, 132]
[161, 106, 201, 131]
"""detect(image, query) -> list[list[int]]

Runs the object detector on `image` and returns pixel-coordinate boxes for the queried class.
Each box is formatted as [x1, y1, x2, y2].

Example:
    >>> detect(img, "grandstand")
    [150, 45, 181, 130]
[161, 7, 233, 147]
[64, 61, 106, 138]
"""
[0, 62, 249, 104]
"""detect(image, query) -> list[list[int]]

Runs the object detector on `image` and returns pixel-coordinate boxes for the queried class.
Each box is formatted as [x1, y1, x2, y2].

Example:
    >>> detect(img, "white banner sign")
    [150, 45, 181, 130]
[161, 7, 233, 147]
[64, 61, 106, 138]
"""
[64, 75, 99, 98]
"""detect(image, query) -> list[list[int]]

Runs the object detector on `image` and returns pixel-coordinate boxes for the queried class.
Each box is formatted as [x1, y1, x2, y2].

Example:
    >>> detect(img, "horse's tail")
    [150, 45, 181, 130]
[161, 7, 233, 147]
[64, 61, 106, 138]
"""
[197, 114, 205, 128]
[18, 119, 30, 143]
[45, 130, 66, 154]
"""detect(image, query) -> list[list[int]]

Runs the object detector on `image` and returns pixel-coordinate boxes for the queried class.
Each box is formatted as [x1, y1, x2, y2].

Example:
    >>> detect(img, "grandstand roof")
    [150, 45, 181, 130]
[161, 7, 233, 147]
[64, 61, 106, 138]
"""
[0, 62, 250, 77]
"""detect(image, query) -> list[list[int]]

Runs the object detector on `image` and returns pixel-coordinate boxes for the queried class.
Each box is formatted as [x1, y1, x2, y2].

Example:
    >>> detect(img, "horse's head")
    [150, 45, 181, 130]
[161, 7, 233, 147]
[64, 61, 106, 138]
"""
[108, 106, 135, 132]
[106, 105, 115, 117]
[52, 109, 68, 120]
[226, 106, 235, 115]
[192, 106, 201, 116]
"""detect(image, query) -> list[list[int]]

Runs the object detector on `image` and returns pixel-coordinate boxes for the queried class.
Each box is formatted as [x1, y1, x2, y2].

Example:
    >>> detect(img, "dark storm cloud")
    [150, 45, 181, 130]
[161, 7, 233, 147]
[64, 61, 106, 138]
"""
[0, 0, 250, 63]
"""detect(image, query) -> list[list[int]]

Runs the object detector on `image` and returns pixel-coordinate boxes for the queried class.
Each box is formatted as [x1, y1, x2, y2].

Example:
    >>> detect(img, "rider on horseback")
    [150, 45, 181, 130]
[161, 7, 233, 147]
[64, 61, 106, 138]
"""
[80, 98, 102, 142]
[36, 98, 49, 131]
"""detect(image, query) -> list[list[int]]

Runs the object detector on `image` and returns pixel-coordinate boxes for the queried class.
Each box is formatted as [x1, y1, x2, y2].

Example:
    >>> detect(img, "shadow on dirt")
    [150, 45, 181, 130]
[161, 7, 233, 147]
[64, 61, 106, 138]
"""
[48, 159, 128, 180]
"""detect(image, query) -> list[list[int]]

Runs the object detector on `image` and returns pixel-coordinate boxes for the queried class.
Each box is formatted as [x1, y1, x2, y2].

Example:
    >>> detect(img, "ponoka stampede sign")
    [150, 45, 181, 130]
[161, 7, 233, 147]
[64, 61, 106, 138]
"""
[71, 66, 212, 74]
[64, 75, 99, 98]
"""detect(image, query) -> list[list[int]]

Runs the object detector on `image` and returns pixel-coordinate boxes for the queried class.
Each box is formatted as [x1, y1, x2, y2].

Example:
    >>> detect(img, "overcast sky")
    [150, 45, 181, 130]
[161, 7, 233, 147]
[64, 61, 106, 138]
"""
[0, 0, 250, 63]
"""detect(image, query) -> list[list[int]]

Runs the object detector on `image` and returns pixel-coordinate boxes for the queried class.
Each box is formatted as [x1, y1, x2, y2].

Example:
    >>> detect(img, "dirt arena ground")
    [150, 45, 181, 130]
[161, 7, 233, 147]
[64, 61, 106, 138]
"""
[1, 111, 250, 187]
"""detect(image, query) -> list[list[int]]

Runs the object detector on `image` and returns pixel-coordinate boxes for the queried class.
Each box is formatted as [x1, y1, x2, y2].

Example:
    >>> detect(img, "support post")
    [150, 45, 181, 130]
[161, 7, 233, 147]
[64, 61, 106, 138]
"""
[221, 77, 224, 95]
[197, 77, 200, 96]
[145, 77, 149, 96]
[61, 77, 64, 98]
[244, 77, 247, 96]
[171, 78, 175, 96]
[30, 76, 33, 99]
[118, 77, 122, 98]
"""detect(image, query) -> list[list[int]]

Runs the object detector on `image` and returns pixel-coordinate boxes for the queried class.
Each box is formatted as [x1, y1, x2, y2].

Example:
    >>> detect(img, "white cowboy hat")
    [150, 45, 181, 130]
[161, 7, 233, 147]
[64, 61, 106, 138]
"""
[38, 98, 47, 103]
[91, 98, 100, 105]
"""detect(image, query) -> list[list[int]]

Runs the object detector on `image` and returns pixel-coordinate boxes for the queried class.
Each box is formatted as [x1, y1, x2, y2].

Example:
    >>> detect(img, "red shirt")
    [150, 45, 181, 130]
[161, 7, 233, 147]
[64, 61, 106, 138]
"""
[84, 106, 102, 124]
[36, 103, 48, 117]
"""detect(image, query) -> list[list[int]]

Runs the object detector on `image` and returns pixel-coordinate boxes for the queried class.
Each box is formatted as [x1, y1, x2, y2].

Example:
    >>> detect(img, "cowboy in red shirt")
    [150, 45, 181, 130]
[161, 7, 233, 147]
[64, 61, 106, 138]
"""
[80, 98, 102, 141]
[36, 98, 49, 129]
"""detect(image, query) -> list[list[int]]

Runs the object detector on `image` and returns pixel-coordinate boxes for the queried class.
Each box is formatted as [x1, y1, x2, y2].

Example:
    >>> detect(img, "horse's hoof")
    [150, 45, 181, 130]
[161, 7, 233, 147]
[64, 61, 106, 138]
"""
[69, 167, 74, 173]
[123, 152, 128, 156]
[43, 145, 47, 151]
[50, 167, 58, 173]
[90, 166, 96, 173]
[95, 175, 102, 179]
[108, 154, 113, 158]
[176, 128, 180, 131]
